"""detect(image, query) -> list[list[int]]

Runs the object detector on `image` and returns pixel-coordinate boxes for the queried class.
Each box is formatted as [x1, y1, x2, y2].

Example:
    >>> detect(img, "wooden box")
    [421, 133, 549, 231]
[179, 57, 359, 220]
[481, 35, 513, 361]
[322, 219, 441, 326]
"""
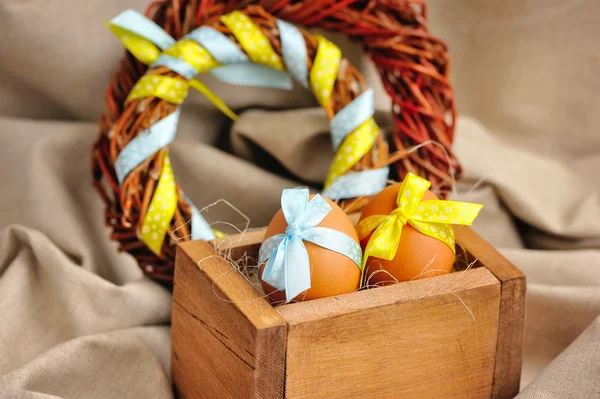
[172, 226, 525, 399]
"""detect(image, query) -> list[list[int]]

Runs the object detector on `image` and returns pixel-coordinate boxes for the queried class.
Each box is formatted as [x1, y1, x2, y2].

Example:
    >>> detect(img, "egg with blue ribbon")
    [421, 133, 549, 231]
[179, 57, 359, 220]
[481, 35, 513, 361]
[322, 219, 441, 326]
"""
[259, 188, 362, 303]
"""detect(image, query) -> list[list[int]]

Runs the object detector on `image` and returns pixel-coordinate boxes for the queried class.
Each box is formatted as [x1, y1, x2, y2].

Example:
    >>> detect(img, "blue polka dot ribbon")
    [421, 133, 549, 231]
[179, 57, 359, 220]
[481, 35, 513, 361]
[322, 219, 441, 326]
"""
[274, 19, 388, 199]
[113, 109, 215, 242]
[109, 9, 304, 248]
[322, 167, 390, 199]
[330, 88, 375, 151]
[112, 10, 294, 91]
[210, 64, 293, 89]
[276, 19, 309, 88]
[322, 86, 388, 199]
[110, 9, 175, 51]
[182, 194, 215, 241]
[151, 55, 197, 80]
[186, 25, 291, 89]
[184, 27, 248, 64]
[115, 109, 180, 185]
[258, 188, 362, 302]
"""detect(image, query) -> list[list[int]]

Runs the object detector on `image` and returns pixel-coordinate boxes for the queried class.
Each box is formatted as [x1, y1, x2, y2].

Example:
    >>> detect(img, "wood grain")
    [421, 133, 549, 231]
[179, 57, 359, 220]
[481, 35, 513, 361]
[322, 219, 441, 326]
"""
[491, 278, 526, 399]
[280, 267, 501, 399]
[455, 226, 526, 398]
[173, 226, 525, 399]
[172, 241, 286, 399]
[214, 226, 526, 398]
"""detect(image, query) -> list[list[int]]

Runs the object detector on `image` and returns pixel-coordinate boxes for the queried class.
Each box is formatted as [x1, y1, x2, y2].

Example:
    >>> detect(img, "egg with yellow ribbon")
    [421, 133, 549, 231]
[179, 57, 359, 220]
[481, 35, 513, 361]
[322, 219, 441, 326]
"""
[356, 173, 483, 286]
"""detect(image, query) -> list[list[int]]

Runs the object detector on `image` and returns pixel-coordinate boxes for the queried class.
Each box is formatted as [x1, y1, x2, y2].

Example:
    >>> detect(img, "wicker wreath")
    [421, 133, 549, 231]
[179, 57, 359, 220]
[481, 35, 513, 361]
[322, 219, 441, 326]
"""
[93, 1, 459, 287]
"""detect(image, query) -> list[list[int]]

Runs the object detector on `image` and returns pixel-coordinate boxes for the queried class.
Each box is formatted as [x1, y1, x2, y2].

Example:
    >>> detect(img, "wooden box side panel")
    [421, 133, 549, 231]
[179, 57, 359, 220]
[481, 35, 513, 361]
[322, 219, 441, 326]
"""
[174, 227, 525, 399]
[280, 268, 502, 399]
[172, 241, 287, 399]
[492, 278, 526, 399]
[455, 227, 526, 398]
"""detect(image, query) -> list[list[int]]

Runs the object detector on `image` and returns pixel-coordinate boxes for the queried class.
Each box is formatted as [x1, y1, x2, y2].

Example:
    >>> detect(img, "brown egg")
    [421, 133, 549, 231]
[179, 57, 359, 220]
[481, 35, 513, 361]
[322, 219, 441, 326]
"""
[260, 195, 361, 303]
[359, 183, 455, 286]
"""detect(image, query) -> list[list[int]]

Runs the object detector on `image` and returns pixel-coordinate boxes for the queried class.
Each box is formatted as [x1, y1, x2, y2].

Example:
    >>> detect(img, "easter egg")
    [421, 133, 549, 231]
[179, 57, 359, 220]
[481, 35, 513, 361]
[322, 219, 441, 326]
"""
[260, 195, 361, 303]
[359, 183, 455, 286]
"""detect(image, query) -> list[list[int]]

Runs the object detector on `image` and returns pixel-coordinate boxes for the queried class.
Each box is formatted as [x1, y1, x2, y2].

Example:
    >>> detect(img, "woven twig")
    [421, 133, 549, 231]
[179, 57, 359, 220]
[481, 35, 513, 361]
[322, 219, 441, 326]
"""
[93, 0, 459, 287]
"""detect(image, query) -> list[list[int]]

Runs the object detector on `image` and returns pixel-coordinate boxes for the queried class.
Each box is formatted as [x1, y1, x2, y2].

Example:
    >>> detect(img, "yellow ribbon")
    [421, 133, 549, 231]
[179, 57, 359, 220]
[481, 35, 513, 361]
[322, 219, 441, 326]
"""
[310, 35, 341, 107]
[107, 24, 161, 64]
[221, 11, 284, 71]
[188, 80, 239, 121]
[124, 74, 238, 121]
[139, 152, 226, 252]
[112, 13, 380, 200]
[163, 39, 220, 73]
[325, 118, 379, 187]
[110, 21, 237, 121]
[140, 153, 178, 255]
[356, 173, 483, 268]
[127, 75, 189, 104]
[212, 230, 228, 239]
[308, 35, 381, 191]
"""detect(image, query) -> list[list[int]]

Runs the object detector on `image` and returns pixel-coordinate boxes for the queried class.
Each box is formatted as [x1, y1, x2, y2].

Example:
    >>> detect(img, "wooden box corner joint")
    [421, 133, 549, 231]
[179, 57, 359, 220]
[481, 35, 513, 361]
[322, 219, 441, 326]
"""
[172, 226, 525, 399]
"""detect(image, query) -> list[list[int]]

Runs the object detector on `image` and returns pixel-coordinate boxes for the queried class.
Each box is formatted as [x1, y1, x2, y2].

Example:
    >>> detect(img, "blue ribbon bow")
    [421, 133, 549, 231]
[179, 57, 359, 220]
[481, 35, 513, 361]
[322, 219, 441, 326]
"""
[258, 188, 362, 302]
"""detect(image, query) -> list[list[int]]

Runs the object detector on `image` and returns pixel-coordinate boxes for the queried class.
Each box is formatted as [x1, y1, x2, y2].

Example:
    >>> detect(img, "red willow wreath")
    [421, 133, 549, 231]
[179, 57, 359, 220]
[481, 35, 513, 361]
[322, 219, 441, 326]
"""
[93, 0, 459, 287]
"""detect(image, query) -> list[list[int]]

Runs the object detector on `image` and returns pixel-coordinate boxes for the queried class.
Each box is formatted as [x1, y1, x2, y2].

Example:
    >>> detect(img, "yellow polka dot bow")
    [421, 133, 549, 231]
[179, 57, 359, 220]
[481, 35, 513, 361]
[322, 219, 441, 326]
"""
[356, 173, 483, 268]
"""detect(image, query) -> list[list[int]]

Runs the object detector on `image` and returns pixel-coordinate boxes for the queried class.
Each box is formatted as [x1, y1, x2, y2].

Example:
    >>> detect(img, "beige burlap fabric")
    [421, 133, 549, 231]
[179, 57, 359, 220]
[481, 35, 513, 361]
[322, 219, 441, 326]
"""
[1, 0, 599, 397]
